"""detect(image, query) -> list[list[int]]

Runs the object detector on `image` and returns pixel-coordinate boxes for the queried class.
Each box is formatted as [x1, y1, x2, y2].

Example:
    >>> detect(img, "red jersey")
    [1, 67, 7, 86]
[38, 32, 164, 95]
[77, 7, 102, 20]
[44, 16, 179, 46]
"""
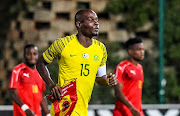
[9, 63, 46, 116]
[113, 60, 144, 116]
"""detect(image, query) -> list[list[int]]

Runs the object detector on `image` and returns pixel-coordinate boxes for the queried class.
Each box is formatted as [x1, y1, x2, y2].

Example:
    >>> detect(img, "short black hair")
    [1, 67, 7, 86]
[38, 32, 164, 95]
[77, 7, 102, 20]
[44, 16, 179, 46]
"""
[75, 9, 93, 26]
[125, 37, 143, 49]
[24, 43, 38, 55]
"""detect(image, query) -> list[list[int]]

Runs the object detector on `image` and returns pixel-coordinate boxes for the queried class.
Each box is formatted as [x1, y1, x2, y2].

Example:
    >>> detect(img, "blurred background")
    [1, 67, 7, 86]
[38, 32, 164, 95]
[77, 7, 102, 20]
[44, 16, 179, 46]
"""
[0, 0, 180, 115]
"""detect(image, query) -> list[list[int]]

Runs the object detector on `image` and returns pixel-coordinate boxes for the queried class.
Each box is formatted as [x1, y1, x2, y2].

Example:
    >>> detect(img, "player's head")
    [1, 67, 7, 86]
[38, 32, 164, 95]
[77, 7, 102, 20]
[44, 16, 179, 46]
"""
[125, 37, 144, 61]
[24, 43, 38, 67]
[75, 9, 99, 38]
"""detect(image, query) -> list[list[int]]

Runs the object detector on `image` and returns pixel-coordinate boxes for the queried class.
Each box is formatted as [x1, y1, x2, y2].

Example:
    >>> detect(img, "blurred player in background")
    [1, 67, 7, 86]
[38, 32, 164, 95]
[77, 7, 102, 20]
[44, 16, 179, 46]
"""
[113, 37, 145, 116]
[9, 44, 50, 116]
[36, 9, 117, 116]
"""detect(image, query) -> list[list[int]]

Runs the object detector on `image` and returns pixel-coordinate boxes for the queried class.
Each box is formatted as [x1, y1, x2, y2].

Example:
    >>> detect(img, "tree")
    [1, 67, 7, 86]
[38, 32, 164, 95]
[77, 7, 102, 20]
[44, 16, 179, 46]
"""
[164, 0, 180, 103]
[105, 0, 158, 31]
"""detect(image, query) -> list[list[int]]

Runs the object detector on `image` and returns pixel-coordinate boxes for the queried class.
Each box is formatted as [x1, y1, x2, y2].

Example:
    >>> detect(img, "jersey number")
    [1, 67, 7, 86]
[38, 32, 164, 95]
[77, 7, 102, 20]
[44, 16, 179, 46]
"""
[80, 64, 89, 76]
[139, 80, 142, 89]
[32, 85, 38, 93]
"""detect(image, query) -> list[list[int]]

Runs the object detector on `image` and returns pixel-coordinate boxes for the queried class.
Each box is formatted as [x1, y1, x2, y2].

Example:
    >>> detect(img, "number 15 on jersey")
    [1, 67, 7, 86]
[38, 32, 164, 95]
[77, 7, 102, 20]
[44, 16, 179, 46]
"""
[80, 64, 90, 76]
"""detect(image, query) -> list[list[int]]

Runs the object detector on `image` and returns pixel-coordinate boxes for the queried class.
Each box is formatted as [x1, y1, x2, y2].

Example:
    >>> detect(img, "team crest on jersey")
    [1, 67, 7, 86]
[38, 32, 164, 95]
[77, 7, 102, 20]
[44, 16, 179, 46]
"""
[82, 53, 89, 59]
[94, 55, 99, 62]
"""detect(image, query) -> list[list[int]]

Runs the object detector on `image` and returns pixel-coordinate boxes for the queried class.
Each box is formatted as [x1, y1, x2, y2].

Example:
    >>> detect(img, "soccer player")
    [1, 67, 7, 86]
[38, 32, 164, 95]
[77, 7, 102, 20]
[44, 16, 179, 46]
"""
[36, 9, 117, 116]
[9, 44, 50, 116]
[113, 37, 145, 116]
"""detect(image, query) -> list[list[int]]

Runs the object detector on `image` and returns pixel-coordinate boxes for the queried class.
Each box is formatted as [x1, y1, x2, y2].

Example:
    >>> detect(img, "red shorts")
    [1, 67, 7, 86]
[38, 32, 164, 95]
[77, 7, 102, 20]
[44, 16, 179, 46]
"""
[113, 108, 124, 116]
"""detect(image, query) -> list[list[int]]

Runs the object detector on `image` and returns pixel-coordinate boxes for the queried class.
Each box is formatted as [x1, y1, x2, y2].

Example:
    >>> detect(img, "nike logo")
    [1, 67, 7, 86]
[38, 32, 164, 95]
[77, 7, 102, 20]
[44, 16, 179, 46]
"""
[130, 70, 136, 75]
[70, 54, 77, 57]
[23, 73, 30, 78]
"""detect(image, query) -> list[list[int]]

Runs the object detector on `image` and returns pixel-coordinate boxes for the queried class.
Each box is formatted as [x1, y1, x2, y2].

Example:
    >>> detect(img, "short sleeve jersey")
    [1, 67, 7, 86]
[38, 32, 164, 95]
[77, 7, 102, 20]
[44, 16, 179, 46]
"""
[43, 34, 107, 116]
[9, 63, 46, 116]
[114, 60, 144, 116]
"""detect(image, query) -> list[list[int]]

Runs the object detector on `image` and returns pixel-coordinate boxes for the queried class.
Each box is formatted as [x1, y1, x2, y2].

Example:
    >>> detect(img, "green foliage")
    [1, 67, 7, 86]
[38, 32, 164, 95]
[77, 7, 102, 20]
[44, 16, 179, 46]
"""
[163, 0, 180, 103]
[164, 67, 180, 103]
[105, 0, 158, 31]
[90, 84, 116, 104]
[165, 0, 180, 61]
[141, 56, 159, 104]
[105, 41, 124, 69]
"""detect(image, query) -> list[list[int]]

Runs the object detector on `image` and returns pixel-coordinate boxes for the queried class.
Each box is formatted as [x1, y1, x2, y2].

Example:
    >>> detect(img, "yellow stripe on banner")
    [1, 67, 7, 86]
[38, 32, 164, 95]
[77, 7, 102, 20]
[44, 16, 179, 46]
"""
[50, 103, 55, 116]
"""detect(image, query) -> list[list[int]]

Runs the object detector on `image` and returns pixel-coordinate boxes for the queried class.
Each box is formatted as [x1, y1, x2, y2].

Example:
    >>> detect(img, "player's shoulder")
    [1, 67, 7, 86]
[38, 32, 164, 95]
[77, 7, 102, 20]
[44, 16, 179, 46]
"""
[115, 60, 129, 72]
[57, 34, 76, 44]
[52, 34, 76, 52]
[137, 63, 143, 69]
[13, 63, 26, 72]
[93, 39, 106, 49]
[116, 60, 131, 73]
[119, 60, 131, 67]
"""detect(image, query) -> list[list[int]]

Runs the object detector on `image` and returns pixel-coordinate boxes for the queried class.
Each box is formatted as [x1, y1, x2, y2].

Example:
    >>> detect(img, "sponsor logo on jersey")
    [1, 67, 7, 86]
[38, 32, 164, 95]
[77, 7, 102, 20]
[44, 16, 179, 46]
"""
[130, 70, 136, 75]
[13, 70, 17, 74]
[23, 73, 30, 78]
[70, 54, 77, 57]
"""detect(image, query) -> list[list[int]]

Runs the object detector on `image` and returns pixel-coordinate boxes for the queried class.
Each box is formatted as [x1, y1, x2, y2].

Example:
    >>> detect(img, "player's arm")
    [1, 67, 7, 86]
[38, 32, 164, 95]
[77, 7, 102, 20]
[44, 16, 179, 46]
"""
[114, 83, 140, 116]
[36, 56, 55, 89]
[95, 44, 117, 86]
[9, 89, 35, 116]
[40, 94, 50, 116]
[95, 64, 117, 86]
[36, 56, 62, 100]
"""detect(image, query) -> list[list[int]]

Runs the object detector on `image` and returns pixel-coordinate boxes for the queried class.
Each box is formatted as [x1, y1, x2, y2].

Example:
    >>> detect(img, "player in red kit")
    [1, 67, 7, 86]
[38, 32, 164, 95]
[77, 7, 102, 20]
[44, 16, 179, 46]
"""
[9, 44, 50, 116]
[113, 37, 145, 116]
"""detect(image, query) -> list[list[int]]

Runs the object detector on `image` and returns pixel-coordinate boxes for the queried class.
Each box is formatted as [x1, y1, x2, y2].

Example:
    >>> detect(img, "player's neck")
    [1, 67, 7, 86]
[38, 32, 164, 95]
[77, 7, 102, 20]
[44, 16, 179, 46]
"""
[25, 62, 36, 69]
[129, 58, 139, 66]
[77, 34, 92, 48]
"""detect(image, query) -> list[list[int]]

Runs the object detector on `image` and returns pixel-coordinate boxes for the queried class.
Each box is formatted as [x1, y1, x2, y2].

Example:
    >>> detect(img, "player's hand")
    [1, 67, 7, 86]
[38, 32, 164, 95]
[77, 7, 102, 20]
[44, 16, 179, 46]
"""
[107, 73, 118, 86]
[130, 107, 141, 116]
[50, 85, 62, 100]
[25, 109, 35, 116]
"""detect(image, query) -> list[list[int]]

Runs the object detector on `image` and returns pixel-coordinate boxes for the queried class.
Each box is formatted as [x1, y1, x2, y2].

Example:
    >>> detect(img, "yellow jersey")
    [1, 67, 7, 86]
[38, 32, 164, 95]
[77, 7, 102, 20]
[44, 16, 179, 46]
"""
[43, 34, 107, 116]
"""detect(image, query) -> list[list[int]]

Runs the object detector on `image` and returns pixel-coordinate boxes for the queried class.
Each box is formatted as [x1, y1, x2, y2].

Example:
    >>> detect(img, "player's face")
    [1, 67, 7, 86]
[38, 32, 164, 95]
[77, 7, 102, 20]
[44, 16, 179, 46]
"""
[80, 11, 99, 37]
[24, 47, 38, 65]
[130, 43, 144, 61]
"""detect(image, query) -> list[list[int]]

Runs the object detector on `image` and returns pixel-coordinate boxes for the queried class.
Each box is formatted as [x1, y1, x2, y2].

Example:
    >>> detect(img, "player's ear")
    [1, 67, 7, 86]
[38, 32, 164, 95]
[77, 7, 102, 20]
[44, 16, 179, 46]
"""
[76, 21, 81, 28]
[128, 49, 132, 55]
